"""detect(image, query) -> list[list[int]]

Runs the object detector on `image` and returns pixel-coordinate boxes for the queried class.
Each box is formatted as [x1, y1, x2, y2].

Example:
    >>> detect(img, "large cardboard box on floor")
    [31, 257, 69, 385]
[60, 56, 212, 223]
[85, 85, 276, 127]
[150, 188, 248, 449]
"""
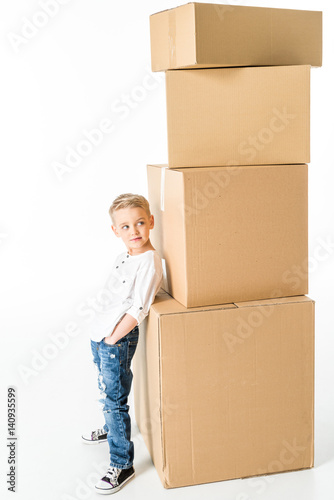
[133, 291, 315, 489]
[150, 3, 322, 71]
[166, 65, 310, 168]
[148, 163, 308, 308]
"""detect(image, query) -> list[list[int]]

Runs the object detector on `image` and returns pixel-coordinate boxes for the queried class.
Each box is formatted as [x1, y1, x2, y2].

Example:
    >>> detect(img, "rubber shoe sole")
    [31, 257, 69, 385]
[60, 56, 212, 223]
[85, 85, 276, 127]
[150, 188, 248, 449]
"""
[81, 433, 108, 445]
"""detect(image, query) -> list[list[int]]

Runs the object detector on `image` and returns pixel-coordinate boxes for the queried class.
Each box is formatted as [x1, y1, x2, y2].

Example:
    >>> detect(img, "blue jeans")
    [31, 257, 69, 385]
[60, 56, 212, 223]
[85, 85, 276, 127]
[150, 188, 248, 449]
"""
[90, 325, 139, 469]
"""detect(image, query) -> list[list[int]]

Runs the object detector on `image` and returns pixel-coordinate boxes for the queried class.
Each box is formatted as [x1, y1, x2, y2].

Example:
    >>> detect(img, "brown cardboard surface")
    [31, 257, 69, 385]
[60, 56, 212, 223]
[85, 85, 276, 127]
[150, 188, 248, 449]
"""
[150, 3, 322, 70]
[147, 163, 308, 308]
[166, 65, 310, 168]
[132, 307, 164, 478]
[133, 291, 315, 488]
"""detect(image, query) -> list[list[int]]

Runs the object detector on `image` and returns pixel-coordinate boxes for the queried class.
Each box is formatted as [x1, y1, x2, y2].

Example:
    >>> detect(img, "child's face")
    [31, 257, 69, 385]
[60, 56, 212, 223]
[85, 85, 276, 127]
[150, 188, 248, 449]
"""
[111, 207, 154, 253]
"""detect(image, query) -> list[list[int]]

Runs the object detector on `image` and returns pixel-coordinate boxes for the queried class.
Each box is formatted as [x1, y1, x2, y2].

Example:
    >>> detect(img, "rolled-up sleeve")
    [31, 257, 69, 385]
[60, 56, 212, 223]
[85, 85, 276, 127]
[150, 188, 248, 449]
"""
[126, 258, 163, 325]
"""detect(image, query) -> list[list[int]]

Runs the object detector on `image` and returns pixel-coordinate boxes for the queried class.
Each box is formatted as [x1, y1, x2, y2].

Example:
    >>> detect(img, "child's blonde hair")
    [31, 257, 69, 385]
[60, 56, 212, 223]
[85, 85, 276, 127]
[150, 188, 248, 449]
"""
[109, 193, 151, 224]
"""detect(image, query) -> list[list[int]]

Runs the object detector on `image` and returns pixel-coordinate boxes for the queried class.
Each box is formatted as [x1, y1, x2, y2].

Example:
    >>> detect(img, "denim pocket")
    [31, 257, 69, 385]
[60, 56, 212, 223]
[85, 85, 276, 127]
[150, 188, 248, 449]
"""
[102, 338, 122, 348]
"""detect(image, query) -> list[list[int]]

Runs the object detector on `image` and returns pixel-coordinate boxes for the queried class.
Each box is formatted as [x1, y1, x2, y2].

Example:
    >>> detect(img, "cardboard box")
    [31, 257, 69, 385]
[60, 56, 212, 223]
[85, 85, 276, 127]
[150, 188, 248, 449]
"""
[133, 291, 315, 488]
[148, 163, 308, 308]
[166, 65, 310, 168]
[150, 3, 322, 71]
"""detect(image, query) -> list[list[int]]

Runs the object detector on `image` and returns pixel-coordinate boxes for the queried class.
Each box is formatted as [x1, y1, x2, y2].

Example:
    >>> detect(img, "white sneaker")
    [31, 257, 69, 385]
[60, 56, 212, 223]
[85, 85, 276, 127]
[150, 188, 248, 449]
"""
[95, 465, 135, 494]
[81, 428, 108, 445]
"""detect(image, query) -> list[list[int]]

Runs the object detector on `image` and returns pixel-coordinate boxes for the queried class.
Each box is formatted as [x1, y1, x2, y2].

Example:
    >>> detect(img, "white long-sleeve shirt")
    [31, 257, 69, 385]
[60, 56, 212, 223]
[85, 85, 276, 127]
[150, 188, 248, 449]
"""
[89, 249, 163, 342]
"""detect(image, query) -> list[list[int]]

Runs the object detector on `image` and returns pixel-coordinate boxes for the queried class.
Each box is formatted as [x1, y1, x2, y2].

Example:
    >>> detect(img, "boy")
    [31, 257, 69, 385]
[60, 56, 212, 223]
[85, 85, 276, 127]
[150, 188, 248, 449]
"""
[82, 193, 163, 495]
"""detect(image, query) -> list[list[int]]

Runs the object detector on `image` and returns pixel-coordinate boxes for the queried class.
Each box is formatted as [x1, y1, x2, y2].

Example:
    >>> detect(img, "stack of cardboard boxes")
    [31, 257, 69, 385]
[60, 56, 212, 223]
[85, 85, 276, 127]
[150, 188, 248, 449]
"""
[133, 3, 322, 489]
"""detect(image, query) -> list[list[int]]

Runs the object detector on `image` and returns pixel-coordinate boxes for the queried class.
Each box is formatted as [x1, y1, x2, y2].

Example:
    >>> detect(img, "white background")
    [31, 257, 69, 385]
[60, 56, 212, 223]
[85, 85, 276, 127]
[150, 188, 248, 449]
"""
[0, 0, 333, 499]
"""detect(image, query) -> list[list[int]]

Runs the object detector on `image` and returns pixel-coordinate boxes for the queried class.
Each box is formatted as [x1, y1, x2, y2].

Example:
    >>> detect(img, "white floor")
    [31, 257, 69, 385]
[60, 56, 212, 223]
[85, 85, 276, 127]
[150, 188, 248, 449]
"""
[1, 295, 334, 500]
[1, 1, 334, 498]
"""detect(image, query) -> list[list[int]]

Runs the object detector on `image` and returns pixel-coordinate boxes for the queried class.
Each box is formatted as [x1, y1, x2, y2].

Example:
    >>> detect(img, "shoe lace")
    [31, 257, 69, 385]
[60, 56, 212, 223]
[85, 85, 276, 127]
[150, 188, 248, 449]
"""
[104, 467, 120, 485]
[92, 428, 105, 439]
